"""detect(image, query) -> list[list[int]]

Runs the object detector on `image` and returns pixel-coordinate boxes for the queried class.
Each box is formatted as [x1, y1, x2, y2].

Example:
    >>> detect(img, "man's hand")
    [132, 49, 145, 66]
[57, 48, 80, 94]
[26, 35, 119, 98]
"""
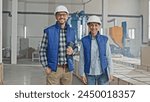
[45, 67, 52, 75]
[67, 47, 73, 55]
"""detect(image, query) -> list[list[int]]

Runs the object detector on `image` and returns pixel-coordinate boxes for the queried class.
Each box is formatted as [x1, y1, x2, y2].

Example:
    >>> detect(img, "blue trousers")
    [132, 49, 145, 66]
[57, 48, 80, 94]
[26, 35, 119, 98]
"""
[86, 74, 108, 85]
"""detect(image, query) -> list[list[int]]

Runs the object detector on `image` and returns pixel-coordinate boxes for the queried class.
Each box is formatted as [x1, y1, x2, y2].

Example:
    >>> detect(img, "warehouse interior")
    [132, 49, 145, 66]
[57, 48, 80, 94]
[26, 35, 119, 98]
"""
[0, 0, 150, 85]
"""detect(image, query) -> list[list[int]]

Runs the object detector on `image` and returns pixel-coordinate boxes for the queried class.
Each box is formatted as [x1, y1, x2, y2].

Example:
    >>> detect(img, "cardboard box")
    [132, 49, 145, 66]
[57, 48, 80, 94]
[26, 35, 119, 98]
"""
[141, 47, 150, 67]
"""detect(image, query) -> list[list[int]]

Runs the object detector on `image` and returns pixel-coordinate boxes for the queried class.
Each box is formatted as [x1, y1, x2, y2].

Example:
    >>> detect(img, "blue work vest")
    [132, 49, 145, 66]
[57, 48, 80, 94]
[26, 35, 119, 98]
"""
[82, 33, 108, 77]
[44, 22, 76, 72]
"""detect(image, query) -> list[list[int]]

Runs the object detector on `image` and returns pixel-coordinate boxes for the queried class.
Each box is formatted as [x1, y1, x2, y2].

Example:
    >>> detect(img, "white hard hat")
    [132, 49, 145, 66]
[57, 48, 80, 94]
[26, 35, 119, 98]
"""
[87, 15, 101, 24]
[54, 5, 69, 15]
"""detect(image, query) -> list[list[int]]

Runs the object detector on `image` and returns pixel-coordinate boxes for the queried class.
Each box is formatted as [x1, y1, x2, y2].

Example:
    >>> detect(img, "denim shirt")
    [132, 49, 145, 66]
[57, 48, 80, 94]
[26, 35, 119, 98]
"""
[90, 37, 102, 75]
[78, 37, 113, 76]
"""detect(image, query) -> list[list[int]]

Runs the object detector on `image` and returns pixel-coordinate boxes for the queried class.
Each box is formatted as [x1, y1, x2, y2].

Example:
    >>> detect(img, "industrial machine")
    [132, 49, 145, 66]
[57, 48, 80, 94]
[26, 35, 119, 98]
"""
[68, 10, 87, 41]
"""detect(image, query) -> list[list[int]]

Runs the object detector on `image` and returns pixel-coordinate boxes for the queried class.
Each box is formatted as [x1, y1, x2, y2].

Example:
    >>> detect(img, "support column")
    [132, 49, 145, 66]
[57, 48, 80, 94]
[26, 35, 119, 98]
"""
[0, 0, 2, 63]
[11, 0, 18, 64]
[0, 0, 3, 84]
[102, 0, 108, 34]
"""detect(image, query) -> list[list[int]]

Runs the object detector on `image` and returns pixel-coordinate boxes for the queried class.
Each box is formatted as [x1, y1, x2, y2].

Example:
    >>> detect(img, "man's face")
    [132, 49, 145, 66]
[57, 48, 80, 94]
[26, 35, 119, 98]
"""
[88, 22, 100, 36]
[55, 12, 68, 24]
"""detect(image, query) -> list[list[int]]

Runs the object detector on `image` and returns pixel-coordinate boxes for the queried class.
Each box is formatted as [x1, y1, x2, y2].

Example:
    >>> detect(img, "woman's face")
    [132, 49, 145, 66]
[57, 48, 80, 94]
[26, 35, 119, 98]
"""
[88, 22, 100, 36]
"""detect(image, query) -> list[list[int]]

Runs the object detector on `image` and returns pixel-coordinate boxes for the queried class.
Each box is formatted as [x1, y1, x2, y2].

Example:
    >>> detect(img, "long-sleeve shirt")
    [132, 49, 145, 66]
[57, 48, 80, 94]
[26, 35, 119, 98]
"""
[39, 28, 67, 68]
[78, 37, 113, 76]
[39, 29, 78, 69]
[39, 32, 48, 68]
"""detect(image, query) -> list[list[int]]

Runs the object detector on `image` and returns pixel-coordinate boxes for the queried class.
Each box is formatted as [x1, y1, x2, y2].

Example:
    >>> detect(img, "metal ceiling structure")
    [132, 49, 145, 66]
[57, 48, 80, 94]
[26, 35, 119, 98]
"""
[17, 0, 92, 5]
[3, 0, 92, 16]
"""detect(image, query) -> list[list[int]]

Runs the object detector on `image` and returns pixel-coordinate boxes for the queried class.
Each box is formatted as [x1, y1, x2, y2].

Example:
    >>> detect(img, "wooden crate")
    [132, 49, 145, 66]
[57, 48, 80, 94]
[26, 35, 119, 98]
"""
[109, 26, 123, 48]
[0, 63, 3, 85]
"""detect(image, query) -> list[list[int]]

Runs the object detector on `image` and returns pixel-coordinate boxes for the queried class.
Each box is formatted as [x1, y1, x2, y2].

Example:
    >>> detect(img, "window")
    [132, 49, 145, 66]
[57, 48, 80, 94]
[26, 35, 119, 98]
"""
[128, 28, 135, 39]
[100, 28, 103, 34]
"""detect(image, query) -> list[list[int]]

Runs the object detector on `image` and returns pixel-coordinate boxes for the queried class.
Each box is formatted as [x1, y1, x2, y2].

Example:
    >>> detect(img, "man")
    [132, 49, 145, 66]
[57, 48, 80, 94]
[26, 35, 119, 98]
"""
[78, 15, 113, 85]
[39, 5, 76, 85]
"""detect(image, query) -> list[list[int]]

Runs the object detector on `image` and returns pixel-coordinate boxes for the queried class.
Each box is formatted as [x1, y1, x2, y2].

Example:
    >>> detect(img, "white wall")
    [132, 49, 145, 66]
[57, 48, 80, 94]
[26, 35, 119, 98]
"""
[3, 0, 11, 49]
[140, 0, 149, 43]
[17, 1, 50, 52]
[108, 0, 140, 15]
[85, 0, 102, 14]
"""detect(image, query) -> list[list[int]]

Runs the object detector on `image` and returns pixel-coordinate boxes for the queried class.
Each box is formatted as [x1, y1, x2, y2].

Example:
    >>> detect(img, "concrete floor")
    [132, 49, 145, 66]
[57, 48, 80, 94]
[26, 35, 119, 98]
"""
[3, 56, 150, 85]
[3, 59, 83, 85]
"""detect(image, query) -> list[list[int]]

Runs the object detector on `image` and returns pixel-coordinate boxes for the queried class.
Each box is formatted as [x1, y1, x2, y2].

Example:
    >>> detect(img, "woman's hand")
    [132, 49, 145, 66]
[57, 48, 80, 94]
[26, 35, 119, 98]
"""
[80, 76, 87, 85]
[109, 75, 114, 82]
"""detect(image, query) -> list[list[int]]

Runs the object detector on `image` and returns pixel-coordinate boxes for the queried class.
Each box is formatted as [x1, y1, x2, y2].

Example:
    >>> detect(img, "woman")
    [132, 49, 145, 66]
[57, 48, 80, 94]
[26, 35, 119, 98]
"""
[78, 15, 113, 85]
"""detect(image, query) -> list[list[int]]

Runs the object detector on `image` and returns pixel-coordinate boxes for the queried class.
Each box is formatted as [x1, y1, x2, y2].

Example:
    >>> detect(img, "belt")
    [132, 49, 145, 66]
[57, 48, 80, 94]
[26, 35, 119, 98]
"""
[57, 64, 68, 68]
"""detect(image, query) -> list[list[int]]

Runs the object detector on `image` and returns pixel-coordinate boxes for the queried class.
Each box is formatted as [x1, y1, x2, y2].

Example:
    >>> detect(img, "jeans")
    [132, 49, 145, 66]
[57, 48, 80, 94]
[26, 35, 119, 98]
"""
[86, 74, 108, 85]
